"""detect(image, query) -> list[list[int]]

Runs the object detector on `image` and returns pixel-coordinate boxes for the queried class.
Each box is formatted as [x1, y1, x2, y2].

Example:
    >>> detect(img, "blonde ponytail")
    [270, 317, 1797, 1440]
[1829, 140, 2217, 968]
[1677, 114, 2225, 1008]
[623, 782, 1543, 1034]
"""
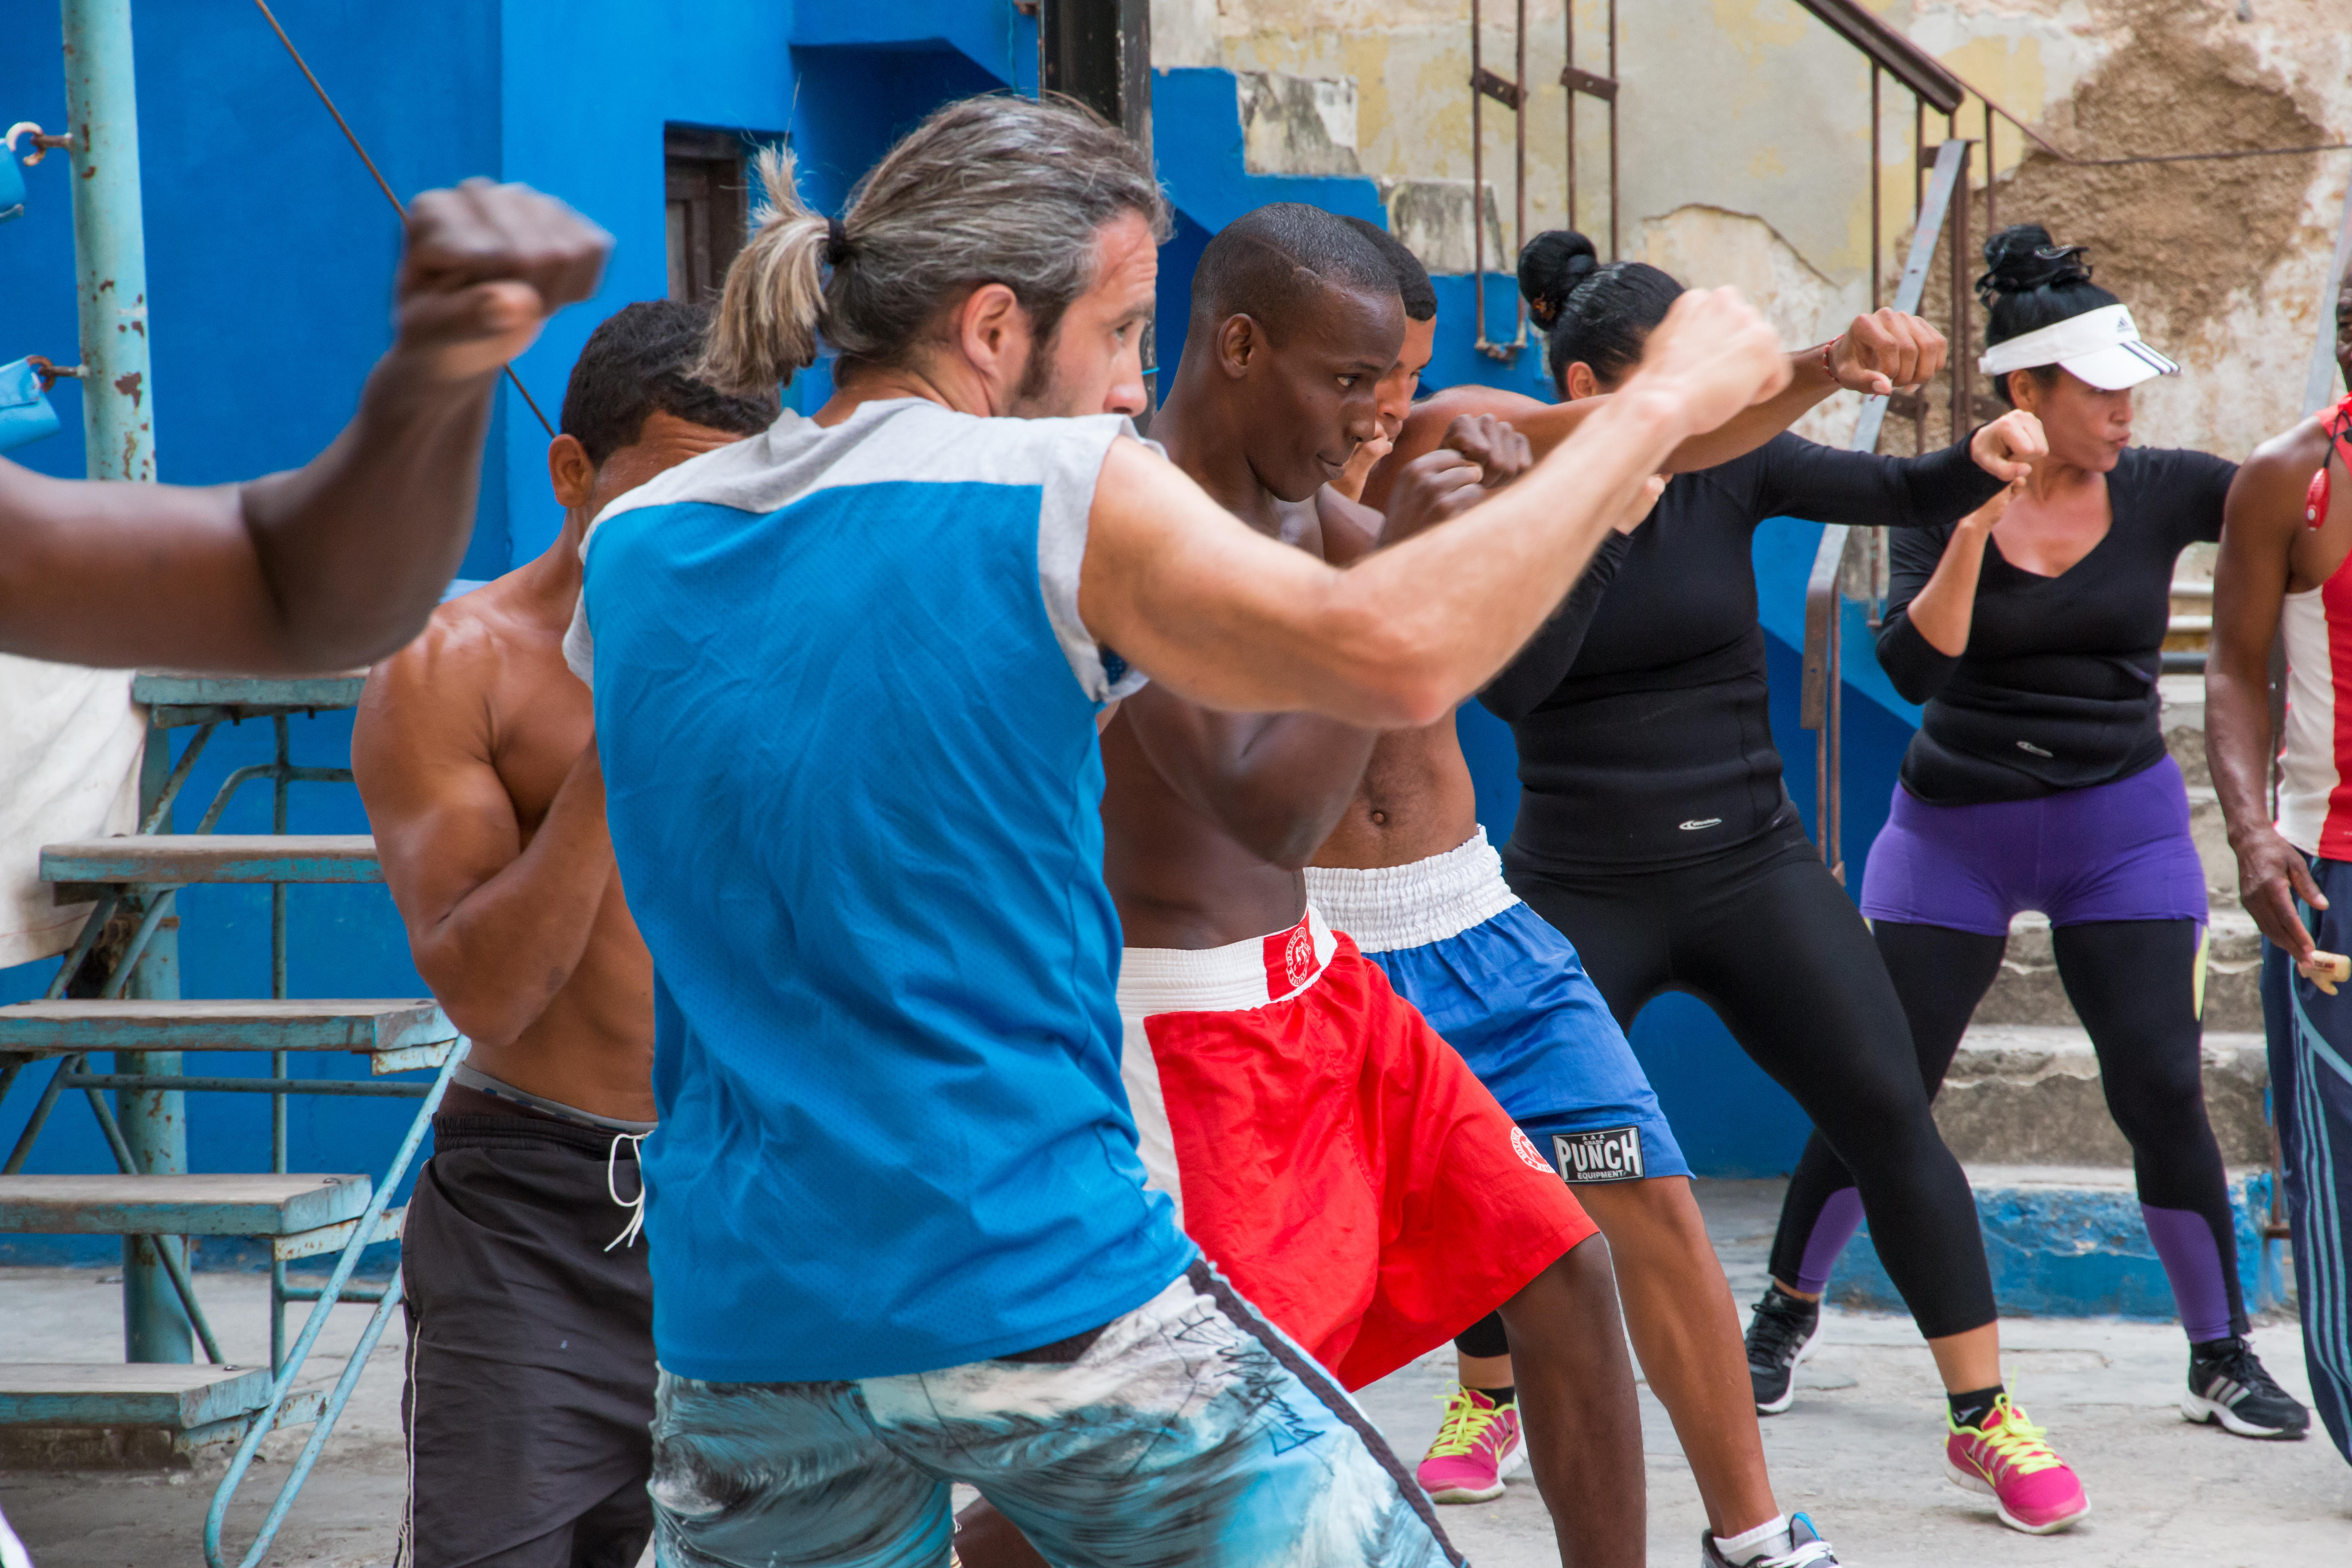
[701, 98, 1165, 394]
[698, 144, 832, 395]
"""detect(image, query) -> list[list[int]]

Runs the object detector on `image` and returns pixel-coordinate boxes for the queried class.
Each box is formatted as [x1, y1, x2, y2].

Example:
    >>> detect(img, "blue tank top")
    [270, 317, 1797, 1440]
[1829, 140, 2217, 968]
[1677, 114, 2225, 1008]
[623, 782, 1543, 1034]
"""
[569, 398, 1191, 1382]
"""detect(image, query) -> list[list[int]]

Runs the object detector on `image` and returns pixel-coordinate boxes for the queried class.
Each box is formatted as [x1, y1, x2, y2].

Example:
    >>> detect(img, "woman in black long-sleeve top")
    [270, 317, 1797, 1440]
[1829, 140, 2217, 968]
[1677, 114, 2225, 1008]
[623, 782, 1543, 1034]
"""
[1770, 227, 2309, 1441]
[1478, 228, 2100, 1533]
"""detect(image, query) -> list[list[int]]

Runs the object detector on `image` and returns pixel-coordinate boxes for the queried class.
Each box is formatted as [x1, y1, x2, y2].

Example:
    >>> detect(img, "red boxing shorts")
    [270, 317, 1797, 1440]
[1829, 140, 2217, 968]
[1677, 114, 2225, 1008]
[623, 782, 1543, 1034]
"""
[1119, 905, 1598, 1391]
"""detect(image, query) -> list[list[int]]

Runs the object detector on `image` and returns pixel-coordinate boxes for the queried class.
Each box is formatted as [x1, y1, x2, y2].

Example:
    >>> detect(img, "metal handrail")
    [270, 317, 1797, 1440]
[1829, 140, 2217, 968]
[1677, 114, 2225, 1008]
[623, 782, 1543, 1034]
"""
[1800, 139, 1970, 881]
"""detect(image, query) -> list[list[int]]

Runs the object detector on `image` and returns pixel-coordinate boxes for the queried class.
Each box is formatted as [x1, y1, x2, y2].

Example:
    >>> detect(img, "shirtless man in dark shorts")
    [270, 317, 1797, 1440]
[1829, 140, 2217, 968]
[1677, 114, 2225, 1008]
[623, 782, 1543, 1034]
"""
[352, 301, 776, 1568]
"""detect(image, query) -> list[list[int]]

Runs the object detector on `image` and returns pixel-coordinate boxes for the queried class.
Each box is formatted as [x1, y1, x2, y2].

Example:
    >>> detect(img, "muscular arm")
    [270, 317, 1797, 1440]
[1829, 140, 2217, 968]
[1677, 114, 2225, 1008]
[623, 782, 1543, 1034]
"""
[0, 182, 608, 673]
[1367, 312, 1947, 505]
[1081, 288, 1788, 728]
[1118, 687, 1378, 869]
[2210, 444, 2328, 962]
[352, 635, 620, 1048]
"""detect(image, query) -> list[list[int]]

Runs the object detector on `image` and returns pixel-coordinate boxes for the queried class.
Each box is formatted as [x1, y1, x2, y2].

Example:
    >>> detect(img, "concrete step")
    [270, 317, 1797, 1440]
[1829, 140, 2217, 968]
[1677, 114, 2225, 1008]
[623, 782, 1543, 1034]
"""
[0, 1362, 270, 1429]
[1826, 1163, 2284, 1322]
[0, 998, 453, 1072]
[42, 833, 379, 899]
[1933, 1024, 2269, 1167]
[0, 1363, 323, 1467]
[0, 1173, 371, 1236]
[1974, 910, 2263, 1032]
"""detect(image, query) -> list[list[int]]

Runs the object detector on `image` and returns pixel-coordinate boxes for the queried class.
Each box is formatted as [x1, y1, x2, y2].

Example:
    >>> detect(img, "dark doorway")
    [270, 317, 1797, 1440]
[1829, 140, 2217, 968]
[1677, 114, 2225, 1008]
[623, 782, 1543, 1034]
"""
[665, 126, 756, 306]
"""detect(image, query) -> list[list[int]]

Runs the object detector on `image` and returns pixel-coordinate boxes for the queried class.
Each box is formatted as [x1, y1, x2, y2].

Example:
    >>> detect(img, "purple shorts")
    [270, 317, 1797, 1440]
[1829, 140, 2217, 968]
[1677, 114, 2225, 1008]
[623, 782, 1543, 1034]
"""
[1859, 756, 2209, 936]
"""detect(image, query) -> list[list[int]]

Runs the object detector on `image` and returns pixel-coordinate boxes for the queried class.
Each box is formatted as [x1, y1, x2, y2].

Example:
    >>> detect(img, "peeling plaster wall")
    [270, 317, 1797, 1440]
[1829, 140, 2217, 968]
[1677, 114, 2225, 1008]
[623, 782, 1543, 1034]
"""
[1156, 0, 2352, 455]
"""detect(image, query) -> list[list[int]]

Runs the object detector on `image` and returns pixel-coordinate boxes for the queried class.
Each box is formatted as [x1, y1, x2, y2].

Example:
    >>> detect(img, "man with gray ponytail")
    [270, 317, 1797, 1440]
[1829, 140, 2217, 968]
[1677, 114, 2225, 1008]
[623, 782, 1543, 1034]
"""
[564, 93, 1786, 1566]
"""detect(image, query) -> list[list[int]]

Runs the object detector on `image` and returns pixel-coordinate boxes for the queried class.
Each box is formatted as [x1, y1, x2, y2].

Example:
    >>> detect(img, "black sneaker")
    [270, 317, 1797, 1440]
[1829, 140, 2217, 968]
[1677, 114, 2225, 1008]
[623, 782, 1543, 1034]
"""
[1744, 1286, 1821, 1416]
[2183, 1336, 2311, 1439]
[1700, 1512, 1841, 1567]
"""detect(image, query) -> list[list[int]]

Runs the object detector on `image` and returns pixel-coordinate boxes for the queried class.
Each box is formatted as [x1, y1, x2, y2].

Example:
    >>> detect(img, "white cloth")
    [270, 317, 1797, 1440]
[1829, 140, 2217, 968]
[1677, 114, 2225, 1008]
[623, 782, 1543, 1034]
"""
[0, 655, 141, 967]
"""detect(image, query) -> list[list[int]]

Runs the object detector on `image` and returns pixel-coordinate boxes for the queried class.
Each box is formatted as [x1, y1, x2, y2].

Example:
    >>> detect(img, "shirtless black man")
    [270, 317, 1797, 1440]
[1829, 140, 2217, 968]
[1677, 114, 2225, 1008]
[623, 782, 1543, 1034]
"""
[1108, 205, 1644, 1567]
[2206, 252, 2352, 1465]
[353, 302, 777, 1568]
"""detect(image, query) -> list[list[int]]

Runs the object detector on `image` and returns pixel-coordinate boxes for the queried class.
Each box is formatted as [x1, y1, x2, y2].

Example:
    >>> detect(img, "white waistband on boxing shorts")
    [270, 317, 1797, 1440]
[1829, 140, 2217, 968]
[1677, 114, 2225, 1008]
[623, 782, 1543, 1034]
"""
[1118, 905, 1339, 1017]
[1301, 827, 1521, 953]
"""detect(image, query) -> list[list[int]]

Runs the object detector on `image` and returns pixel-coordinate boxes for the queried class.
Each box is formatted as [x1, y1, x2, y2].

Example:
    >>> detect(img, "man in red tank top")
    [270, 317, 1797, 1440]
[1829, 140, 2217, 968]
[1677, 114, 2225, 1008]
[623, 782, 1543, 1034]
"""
[2206, 253, 2352, 1465]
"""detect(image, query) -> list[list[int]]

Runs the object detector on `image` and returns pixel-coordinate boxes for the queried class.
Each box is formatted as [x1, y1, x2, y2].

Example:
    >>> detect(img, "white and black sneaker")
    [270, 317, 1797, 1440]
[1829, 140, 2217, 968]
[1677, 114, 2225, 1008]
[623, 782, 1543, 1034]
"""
[1744, 1286, 1822, 1416]
[1700, 1513, 1841, 1567]
[2183, 1336, 2310, 1439]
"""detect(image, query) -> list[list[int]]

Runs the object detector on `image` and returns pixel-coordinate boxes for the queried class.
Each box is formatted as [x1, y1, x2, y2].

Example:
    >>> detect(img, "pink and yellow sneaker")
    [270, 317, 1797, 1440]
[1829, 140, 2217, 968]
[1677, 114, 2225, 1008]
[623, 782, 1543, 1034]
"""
[1945, 1394, 2090, 1534]
[1416, 1385, 1526, 1504]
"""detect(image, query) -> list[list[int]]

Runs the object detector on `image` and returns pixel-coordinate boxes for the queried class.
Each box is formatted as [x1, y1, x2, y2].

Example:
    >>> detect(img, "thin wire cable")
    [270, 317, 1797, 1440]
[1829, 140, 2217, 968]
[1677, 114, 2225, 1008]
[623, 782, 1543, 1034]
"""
[251, 0, 557, 436]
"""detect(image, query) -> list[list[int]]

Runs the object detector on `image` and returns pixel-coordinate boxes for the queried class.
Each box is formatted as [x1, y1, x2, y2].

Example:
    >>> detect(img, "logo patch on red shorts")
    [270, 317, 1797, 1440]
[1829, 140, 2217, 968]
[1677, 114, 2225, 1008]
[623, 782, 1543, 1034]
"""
[1263, 914, 1319, 996]
[1510, 1126, 1554, 1173]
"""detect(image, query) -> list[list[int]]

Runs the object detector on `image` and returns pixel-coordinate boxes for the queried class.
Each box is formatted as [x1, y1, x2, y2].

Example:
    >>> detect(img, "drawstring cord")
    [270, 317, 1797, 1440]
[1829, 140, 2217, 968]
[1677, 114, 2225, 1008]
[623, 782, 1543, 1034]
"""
[605, 1132, 647, 1252]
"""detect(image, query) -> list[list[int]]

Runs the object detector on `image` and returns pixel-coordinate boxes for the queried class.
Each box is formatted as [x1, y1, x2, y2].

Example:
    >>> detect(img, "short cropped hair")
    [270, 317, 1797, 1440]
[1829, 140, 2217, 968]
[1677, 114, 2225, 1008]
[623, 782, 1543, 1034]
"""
[560, 301, 778, 465]
[1340, 216, 1436, 322]
[699, 95, 1169, 394]
[1190, 204, 1399, 341]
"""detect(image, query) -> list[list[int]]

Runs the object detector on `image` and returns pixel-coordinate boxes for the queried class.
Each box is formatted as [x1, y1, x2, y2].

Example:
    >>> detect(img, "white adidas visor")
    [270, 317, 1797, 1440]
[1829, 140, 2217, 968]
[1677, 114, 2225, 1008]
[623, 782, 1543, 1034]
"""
[1978, 303, 2178, 391]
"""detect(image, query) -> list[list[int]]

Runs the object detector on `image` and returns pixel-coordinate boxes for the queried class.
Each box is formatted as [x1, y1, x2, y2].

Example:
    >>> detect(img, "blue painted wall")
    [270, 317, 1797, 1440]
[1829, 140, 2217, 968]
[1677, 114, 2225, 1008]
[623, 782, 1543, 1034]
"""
[1, 12, 1920, 1219]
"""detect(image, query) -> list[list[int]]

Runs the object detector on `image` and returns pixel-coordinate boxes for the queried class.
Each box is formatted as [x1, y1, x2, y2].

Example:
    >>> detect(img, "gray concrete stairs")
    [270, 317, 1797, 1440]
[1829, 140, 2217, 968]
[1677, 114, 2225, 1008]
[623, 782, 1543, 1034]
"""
[1831, 671, 2291, 1320]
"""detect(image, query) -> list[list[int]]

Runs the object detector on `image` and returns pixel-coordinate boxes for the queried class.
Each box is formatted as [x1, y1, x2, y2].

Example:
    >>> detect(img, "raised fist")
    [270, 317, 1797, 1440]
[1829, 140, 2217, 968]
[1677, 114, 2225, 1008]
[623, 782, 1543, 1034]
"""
[393, 179, 612, 382]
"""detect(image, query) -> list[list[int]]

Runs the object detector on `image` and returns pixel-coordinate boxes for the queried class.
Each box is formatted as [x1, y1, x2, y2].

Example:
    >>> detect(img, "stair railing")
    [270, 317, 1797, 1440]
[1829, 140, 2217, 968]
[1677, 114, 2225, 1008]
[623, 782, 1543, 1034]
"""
[1800, 138, 1969, 882]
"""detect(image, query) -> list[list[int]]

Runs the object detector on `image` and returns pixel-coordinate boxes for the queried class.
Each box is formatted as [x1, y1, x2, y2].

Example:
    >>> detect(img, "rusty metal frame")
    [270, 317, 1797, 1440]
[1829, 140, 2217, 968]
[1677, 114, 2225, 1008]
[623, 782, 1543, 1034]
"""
[1564, 0, 1620, 260]
[1469, 0, 1528, 360]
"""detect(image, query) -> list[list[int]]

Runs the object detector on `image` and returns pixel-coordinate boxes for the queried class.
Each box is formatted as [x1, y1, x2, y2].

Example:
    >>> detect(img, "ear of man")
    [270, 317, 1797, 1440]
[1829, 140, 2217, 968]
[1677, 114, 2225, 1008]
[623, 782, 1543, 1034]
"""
[950, 282, 1038, 410]
[1215, 314, 1268, 380]
[548, 433, 598, 511]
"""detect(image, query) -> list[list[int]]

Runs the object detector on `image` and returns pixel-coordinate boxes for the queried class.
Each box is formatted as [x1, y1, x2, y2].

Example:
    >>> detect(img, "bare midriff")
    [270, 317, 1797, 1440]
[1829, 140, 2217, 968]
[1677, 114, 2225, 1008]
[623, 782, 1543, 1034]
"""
[1313, 717, 1483, 872]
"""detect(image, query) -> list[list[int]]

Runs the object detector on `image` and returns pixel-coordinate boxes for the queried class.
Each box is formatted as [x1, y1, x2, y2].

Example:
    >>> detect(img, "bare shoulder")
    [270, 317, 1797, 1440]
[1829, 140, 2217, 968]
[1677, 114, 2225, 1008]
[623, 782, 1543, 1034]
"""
[2241, 414, 2328, 481]
[355, 584, 531, 763]
[2226, 416, 2328, 536]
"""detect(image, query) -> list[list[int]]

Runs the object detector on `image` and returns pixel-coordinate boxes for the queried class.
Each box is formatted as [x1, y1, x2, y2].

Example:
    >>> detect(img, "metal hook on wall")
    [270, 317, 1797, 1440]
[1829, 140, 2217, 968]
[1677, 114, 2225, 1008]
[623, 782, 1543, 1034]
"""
[4, 122, 74, 165]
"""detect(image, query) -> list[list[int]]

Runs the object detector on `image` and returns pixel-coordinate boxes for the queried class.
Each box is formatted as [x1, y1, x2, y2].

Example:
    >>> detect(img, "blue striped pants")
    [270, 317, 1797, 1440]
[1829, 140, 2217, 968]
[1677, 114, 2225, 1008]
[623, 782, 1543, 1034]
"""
[2262, 881, 2352, 1465]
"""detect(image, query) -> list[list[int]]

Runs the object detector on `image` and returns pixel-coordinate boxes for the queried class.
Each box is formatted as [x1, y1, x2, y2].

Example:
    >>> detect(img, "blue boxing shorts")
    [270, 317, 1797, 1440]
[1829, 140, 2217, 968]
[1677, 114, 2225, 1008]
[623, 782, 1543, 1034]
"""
[1306, 830, 1688, 1186]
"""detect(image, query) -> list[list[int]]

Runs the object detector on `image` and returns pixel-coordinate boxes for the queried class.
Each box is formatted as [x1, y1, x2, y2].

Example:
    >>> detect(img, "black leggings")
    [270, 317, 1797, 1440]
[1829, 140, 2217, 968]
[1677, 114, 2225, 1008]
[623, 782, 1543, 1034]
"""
[1500, 820, 1997, 1341]
[1773, 917, 2245, 1341]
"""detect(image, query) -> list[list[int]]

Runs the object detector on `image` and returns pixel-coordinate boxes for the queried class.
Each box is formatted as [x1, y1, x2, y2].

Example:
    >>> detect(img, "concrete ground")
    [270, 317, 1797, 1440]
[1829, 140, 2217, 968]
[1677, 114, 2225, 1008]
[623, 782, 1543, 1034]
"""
[3, 1180, 2346, 1567]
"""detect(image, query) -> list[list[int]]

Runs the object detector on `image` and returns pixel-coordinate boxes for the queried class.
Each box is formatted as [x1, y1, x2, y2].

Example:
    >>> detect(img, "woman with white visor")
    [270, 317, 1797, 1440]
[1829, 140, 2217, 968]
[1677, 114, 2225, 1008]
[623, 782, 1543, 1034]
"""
[1767, 224, 2313, 1447]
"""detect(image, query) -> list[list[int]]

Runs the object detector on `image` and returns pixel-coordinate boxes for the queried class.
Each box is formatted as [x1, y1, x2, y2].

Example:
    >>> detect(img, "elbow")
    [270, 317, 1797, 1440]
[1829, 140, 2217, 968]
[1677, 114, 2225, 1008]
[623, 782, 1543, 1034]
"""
[1476, 684, 1537, 725]
[1323, 609, 1459, 728]
[1883, 668, 1943, 707]
[414, 950, 546, 1052]
[276, 601, 438, 673]
[1354, 674, 1453, 730]
[1383, 679, 1457, 731]
[432, 991, 528, 1053]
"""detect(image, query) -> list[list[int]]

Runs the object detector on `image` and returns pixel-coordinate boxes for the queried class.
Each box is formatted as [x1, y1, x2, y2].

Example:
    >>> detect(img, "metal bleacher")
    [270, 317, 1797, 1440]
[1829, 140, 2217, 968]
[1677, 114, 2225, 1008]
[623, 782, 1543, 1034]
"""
[0, 672, 467, 1568]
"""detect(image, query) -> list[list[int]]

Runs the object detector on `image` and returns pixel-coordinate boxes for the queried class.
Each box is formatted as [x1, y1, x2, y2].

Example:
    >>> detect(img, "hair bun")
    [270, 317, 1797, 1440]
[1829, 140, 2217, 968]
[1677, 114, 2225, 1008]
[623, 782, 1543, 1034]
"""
[1519, 230, 1601, 332]
[1975, 223, 2092, 305]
